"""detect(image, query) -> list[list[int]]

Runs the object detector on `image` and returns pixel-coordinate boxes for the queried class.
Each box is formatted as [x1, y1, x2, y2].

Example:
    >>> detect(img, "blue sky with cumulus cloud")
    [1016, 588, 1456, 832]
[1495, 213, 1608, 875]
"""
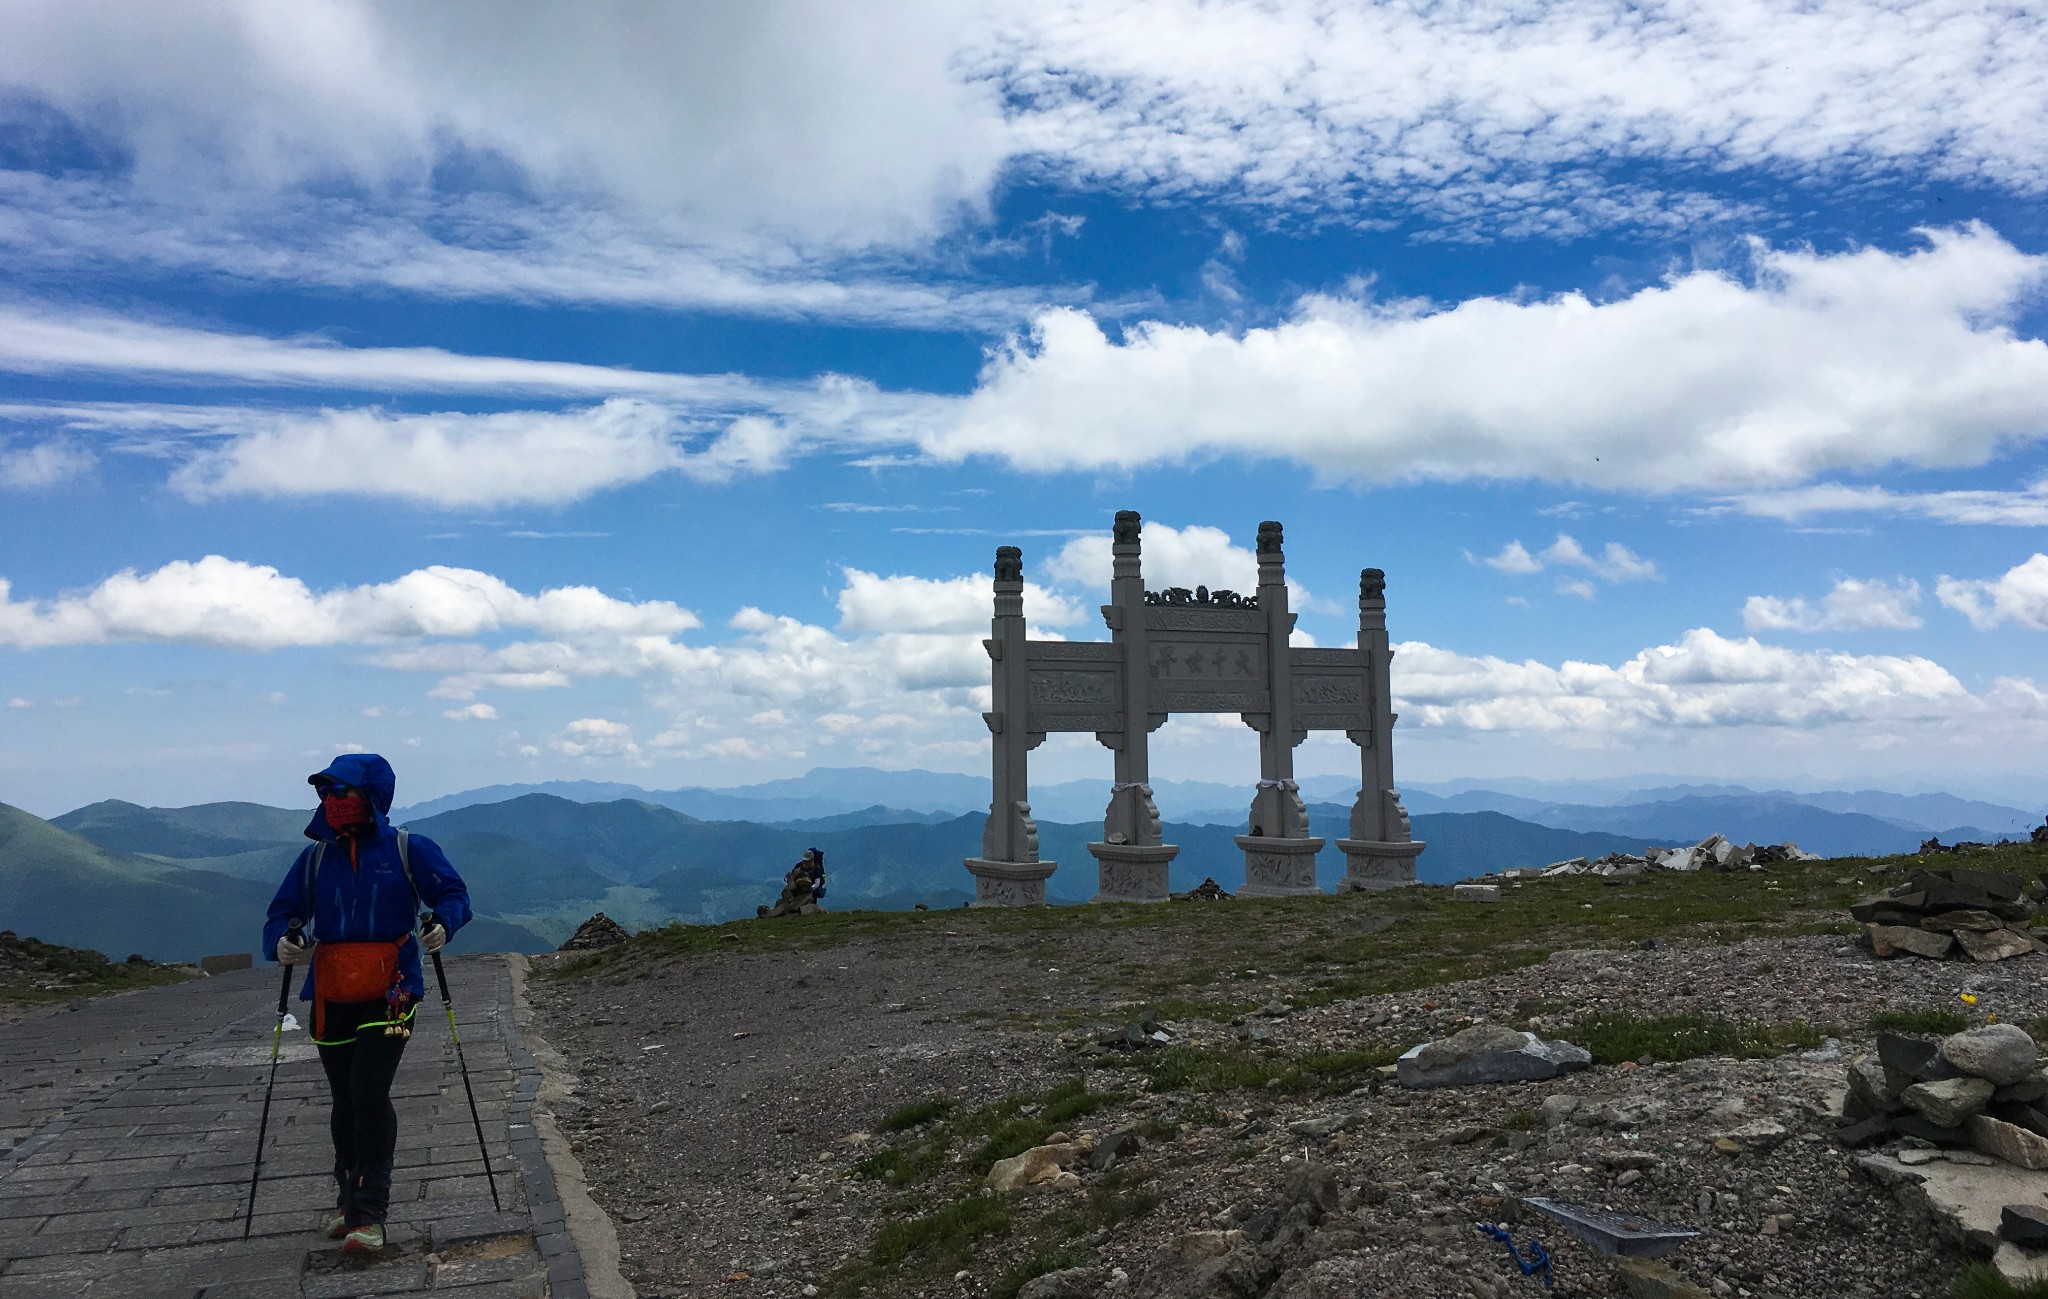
[1, 0, 2046, 815]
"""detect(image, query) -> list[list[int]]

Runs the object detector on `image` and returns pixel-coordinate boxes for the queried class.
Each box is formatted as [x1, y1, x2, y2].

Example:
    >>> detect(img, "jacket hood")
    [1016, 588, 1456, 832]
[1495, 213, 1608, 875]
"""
[305, 752, 396, 840]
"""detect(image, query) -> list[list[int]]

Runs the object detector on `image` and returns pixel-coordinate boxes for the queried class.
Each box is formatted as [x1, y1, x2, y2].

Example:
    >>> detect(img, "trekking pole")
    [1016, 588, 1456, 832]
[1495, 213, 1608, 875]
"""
[423, 912, 501, 1212]
[243, 918, 302, 1239]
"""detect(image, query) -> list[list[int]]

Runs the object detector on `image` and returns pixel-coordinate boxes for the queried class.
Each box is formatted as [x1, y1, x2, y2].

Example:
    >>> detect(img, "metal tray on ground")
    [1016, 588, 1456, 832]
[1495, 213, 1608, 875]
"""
[1520, 1197, 1700, 1258]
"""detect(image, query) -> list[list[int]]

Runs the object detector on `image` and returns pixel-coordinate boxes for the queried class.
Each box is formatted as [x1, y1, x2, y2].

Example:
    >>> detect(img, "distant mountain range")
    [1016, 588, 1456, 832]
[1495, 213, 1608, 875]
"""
[9, 767, 2035, 963]
[391, 765, 2035, 839]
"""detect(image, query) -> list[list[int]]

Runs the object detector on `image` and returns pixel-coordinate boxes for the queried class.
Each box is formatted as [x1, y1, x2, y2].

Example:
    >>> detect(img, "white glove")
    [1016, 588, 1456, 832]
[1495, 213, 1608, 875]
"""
[420, 923, 448, 954]
[277, 935, 312, 966]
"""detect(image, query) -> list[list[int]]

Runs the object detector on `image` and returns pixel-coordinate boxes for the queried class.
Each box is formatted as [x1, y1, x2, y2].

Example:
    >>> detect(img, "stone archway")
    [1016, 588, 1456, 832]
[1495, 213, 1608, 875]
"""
[962, 511, 1424, 905]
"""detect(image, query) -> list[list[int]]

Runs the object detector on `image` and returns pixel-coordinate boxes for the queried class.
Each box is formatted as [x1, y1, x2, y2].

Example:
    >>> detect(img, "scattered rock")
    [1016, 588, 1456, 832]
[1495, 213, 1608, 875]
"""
[1172, 877, 1233, 902]
[1285, 1114, 1351, 1140]
[985, 1140, 1088, 1192]
[1453, 884, 1500, 903]
[1018, 1266, 1107, 1299]
[1396, 1024, 1590, 1089]
[1091, 1128, 1143, 1171]
[2002, 1204, 2048, 1247]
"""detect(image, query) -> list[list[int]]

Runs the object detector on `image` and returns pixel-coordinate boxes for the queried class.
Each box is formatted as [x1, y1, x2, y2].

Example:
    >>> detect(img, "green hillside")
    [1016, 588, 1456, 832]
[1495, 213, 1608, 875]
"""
[0, 802, 273, 961]
[51, 799, 307, 859]
[2, 802, 553, 961]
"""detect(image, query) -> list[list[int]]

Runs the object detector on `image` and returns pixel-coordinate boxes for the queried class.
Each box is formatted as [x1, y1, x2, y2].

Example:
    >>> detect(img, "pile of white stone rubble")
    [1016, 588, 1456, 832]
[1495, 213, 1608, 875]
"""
[1505, 833, 1821, 881]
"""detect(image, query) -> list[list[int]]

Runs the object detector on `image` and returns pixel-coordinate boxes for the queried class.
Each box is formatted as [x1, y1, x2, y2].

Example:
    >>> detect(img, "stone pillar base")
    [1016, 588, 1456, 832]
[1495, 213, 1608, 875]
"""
[1233, 835, 1326, 897]
[1335, 838, 1426, 892]
[964, 858, 1057, 906]
[1086, 843, 1179, 904]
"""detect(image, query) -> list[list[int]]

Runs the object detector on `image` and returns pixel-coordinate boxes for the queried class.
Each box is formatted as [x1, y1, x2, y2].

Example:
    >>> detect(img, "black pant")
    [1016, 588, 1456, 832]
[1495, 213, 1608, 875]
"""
[315, 1001, 410, 1226]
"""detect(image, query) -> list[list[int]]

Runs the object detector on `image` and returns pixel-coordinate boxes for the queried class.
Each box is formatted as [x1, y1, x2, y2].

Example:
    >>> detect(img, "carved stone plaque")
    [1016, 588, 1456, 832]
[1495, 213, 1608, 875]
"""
[1144, 606, 1264, 634]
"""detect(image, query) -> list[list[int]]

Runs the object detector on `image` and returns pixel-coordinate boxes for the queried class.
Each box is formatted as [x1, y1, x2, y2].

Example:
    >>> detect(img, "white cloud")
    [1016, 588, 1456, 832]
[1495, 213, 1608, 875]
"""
[836, 568, 1085, 634]
[1724, 480, 2048, 528]
[1540, 536, 1659, 583]
[0, 302, 761, 398]
[11, 225, 2045, 507]
[1477, 534, 1660, 585]
[0, 174, 1072, 329]
[1394, 627, 1981, 735]
[922, 228, 2048, 492]
[0, 439, 93, 488]
[1937, 555, 2048, 632]
[1555, 579, 1598, 601]
[1044, 521, 1315, 608]
[0, 1, 1012, 252]
[552, 718, 644, 763]
[0, 556, 697, 650]
[997, 0, 2048, 231]
[1743, 578, 1925, 633]
[1475, 541, 1540, 575]
[0, 1, 2039, 329]
[168, 400, 690, 508]
[441, 703, 499, 722]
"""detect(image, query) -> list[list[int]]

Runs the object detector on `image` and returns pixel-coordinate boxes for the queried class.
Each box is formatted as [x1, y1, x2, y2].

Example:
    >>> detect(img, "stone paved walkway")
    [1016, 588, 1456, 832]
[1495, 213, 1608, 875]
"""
[0, 955, 588, 1298]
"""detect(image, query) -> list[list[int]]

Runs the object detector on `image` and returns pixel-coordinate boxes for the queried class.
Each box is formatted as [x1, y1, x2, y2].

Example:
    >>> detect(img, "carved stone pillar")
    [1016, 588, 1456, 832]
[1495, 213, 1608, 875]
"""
[1240, 522, 1324, 896]
[1337, 567, 1425, 892]
[1089, 511, 1178, 903]
[965, 546, 1056, 905]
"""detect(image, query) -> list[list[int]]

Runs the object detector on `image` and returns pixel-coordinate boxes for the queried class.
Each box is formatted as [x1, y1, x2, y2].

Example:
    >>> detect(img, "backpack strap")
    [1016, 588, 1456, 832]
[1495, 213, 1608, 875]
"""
[396, 829, 422, 932]
[303, 842, 326, 939]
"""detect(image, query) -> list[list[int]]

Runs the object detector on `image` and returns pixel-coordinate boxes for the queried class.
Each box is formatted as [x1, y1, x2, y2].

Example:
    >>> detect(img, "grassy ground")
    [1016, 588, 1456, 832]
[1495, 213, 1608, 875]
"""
[0, 931, 192, 1005]
[559, 842, 2048, 1027]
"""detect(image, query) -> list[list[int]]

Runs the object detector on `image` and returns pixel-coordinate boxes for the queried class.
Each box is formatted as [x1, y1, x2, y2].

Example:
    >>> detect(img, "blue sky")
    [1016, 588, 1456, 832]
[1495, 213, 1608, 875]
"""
[2, 1, 2047, 817]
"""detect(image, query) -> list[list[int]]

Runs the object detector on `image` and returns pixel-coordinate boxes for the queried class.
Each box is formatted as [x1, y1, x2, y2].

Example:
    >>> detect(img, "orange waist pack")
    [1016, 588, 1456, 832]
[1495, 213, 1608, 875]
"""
[312, 936, 411, 1039]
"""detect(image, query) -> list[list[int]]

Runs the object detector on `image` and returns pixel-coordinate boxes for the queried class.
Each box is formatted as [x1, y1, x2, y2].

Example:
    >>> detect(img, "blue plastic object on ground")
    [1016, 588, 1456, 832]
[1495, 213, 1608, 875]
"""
[1477, 1222, 1555, 1288]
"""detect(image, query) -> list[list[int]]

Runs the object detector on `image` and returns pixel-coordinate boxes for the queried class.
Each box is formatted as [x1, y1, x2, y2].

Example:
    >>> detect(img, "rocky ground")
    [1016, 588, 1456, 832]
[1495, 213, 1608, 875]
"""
[526, 849, 2048, 1299]
[0, 928, 191, 1028]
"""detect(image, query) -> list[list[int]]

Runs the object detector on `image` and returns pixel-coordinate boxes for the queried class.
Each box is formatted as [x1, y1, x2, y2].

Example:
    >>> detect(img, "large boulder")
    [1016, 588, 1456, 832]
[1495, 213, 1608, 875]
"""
[1396, 1023, 1590, 1090]
[1941, 1025, 2042, 1086]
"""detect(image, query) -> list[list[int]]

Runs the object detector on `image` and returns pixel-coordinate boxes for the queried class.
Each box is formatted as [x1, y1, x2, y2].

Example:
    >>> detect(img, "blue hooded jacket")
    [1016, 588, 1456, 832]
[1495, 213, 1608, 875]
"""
[263, 753, 471, 1004]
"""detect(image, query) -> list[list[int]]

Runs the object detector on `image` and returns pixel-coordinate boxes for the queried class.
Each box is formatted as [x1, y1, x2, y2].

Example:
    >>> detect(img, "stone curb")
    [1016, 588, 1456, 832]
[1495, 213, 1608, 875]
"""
[502, 954, 633, 1299]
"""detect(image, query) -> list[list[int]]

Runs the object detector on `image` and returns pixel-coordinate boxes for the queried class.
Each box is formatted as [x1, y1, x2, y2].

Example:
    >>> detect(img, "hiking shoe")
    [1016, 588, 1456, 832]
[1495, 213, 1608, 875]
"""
[341, 1224, 385, 1254]
[321, 1209, 348, 1239]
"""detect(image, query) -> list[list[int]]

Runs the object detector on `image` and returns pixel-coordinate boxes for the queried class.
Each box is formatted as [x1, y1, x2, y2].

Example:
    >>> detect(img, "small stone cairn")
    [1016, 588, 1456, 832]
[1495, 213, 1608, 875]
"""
[1171, 877, 1233, 902]
[757, 862, 824, 919]
[1841, 1024, 2048, 1171]
[558, 912, 630, 951]
[1851, 867, 2044, 963]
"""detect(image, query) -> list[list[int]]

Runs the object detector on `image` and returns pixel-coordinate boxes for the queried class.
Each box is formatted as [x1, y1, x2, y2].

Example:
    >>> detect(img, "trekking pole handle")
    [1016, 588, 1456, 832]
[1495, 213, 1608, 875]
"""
[276, 919, 303, 1014]
[421, 911, 453, 1006]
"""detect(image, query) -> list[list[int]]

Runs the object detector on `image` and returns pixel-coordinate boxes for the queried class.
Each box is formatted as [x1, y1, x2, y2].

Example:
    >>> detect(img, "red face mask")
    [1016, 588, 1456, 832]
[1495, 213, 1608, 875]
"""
[321, 791, 374, 834]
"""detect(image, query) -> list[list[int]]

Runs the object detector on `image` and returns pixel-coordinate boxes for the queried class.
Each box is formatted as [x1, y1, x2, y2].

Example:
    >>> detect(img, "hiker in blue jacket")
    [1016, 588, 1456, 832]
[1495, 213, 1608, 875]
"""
[263, 753, 471, 1255]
